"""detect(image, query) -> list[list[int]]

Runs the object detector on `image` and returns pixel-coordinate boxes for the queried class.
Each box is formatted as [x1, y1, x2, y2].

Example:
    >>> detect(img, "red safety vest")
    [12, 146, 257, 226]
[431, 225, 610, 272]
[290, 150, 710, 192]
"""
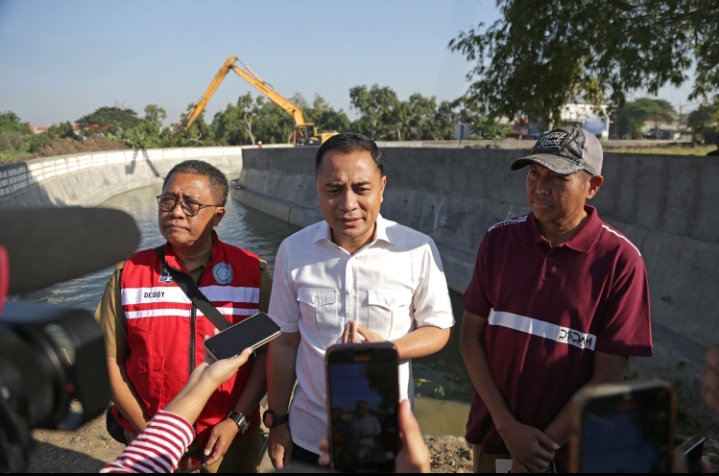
[117, 231, 261, 445]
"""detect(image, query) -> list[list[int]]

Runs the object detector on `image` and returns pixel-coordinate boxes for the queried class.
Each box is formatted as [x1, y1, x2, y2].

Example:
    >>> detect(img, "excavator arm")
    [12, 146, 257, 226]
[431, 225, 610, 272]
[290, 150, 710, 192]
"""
[171, 56, 238, 134]
[172, 56, 336, 144]
[229, 64, 306, 126]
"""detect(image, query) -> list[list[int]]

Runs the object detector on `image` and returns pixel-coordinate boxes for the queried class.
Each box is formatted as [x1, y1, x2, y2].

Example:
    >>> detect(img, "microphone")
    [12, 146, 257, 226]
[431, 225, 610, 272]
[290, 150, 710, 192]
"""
[0, 207, 141, 295]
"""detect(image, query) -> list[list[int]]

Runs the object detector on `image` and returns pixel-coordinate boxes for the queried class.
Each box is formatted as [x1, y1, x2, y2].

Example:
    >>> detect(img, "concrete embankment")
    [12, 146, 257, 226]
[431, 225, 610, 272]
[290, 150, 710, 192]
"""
[232, 146, 719, 417]
[2, 143, 717, 420]
[0, 147, 248, 208]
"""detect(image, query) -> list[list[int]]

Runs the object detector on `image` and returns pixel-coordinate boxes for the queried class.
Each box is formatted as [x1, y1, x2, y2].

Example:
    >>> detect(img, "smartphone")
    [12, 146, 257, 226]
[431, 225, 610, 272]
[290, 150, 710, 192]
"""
[175, 450, 206, 473]
[678, 435, 705, 473]
[203, 312, 281, 360]
[325, 343, 400, 473]
[569, 379, 676, 473]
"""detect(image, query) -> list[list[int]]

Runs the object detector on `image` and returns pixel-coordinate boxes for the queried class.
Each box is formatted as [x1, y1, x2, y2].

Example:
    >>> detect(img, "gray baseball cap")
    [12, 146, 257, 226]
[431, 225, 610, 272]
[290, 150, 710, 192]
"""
[511, 127, 603, 176]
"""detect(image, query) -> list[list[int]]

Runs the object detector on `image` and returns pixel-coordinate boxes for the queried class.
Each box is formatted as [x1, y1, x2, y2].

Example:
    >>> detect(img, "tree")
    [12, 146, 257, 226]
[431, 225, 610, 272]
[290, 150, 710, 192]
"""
[613, 98, 676, 139]
[213, 93, 257, 145]
[119, 105, 169, 148]
[305, 94, 350, 133]
[143, 105, 167, 130]
[349, 84, 402, 140]
[449, 0, 719, 127]
[164, 104, 216, 147]
[77, 106, 140, 137]
[687, 102, 718, 137]
[252, 96, 295, 144]
[0, 111, 31, 152]
[0, 111, 30, 134]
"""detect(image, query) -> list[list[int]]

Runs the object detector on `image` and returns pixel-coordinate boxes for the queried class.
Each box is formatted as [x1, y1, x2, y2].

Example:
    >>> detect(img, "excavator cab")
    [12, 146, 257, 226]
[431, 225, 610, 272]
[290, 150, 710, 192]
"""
[294, 124, 322, 146]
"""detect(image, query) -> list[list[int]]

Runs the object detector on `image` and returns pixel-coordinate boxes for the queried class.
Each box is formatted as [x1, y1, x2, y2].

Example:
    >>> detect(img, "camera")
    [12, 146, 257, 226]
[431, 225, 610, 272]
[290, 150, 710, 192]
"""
[0, 302, 110, 471]
[0, 207, 140, 471]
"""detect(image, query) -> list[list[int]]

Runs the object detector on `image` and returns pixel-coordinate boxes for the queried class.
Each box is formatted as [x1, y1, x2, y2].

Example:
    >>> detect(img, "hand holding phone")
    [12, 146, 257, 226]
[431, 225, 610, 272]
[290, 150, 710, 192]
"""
[325, 343, 400, 473]
[203, 312, 281, 361]
[678, 435, 705, 473]
[569, 380, 675, 473]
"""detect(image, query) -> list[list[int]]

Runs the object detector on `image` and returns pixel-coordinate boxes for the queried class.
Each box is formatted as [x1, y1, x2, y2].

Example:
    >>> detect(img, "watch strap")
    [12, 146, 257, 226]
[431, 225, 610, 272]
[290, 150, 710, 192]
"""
[227, 411, 249, 434]
[263, 410, 289, 428]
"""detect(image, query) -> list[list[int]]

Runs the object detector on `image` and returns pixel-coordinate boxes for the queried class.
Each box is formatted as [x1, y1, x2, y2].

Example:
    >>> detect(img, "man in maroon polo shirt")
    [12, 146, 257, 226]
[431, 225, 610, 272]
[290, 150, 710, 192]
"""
[460, 127, 653, 473]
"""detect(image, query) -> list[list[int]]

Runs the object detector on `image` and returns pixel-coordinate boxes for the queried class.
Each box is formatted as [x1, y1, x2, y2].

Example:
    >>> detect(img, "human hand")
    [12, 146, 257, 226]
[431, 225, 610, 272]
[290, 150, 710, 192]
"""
[702, 345, 719, 414]
[192, 333, 252, 388]
[268, 424, 293, 469]
[396, 399, 431, 473]
[672, 448, 712, 473]
[318, 432, 331, 467]
[204, 418, 239, 465]
[342, 320, 385, 344]
[318, 400, 429, 472]
[498, 421, 557, 473]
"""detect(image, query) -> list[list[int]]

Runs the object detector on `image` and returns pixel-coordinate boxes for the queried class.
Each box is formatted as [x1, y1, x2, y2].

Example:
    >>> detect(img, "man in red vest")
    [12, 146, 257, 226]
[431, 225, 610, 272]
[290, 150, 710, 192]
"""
[96, 160, 272, 472]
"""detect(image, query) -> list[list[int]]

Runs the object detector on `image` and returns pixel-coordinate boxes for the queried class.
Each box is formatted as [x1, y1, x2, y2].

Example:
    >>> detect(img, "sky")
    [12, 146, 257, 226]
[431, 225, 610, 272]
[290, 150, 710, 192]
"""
[0, 0, 696, 127]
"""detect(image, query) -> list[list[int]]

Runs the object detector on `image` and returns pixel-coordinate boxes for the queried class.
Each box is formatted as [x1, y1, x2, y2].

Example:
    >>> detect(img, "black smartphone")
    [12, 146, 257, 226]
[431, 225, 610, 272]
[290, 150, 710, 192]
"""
[203, 312, 281, 360]
[678, 435, 705, 473]
[175, 449, 206, 473]
[325, 343, 400, 473]
[569, 380, 676, 473]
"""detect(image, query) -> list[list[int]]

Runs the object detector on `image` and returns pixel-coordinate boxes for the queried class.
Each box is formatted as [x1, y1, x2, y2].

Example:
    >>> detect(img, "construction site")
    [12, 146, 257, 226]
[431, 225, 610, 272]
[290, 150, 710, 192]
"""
[2, 0, 719, 472]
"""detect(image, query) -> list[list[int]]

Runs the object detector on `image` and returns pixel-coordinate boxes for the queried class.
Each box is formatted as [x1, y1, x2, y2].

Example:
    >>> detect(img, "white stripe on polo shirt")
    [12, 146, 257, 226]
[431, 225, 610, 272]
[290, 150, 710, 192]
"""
[487, 215, 527, 232]
[601, 224, 642, 257]
[121, 286, 259, 305]
[488, 309, 597, 351]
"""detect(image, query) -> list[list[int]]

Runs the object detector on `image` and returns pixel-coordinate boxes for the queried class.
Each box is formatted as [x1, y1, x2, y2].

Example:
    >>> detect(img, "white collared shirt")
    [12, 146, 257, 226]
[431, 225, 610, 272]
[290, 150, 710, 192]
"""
[267, 215, 455, 454]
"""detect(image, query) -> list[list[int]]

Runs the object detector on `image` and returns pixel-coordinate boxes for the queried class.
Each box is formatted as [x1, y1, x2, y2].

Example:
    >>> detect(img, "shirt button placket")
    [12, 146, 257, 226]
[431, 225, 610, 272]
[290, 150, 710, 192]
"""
[345, 257, 357, 324]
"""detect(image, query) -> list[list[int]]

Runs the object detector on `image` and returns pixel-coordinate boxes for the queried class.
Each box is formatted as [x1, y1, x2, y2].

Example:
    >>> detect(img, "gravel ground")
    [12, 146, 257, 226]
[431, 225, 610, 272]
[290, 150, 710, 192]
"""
[26, 414, 719, 473]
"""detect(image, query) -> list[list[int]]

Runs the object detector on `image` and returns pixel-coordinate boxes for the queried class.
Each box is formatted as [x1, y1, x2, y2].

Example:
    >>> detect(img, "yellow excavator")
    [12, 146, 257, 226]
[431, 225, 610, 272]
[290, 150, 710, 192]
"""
[171, 56, 338, 145]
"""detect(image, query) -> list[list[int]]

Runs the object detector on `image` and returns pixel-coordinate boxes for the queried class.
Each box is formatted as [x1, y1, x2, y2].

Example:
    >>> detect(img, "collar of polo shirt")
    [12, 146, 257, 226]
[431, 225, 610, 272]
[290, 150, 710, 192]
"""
[313, 214, 394, 247]
[523, 205, 603, 253]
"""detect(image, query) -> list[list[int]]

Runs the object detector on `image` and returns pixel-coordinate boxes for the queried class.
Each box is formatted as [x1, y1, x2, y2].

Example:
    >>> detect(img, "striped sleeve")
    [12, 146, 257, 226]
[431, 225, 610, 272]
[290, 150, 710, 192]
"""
[100, 411, 195, 473]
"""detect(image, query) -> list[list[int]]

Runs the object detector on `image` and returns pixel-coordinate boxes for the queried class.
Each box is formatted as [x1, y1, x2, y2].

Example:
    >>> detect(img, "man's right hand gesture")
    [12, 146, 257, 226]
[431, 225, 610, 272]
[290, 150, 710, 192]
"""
[268, 424, 293, 469]
[498, 421, 558, 473]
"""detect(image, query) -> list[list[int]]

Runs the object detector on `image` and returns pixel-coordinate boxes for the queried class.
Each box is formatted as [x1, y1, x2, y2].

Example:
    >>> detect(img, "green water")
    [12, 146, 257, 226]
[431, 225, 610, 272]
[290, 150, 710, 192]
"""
[20, 184, 472, 436]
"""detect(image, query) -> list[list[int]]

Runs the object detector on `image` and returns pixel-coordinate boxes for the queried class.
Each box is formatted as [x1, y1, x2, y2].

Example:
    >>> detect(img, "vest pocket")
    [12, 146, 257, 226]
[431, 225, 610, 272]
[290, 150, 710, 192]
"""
[126, 353, 165, 415]
[297, 288, 338, 337]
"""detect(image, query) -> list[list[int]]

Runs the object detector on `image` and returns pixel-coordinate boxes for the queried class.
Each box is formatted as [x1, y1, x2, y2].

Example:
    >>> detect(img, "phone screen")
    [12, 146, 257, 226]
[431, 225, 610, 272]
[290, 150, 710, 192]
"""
[175, 450, 206, 473]
[326, 344, 400, 473]
[579, 385, 673, 473]
[203, 312, 281, 360]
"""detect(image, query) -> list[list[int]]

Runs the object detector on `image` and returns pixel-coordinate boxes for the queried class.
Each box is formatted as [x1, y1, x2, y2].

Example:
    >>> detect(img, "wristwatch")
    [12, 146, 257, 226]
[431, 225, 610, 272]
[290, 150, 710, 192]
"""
[262, 410, 289, 429]
[227, 411, 250, 434]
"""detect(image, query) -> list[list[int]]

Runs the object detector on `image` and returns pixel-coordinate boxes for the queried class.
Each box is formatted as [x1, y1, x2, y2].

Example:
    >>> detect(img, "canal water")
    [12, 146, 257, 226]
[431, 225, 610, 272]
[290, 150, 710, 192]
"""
[20, 184, 473, 436]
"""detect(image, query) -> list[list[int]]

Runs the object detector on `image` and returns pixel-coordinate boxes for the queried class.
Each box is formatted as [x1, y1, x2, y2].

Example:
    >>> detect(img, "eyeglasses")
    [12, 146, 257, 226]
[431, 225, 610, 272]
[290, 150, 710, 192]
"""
[156, 194, 221, 217]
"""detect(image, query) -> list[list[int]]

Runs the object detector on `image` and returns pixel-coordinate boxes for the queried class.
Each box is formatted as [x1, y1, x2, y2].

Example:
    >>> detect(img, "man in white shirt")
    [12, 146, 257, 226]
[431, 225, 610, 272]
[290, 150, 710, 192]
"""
[264, 132, 455, 469]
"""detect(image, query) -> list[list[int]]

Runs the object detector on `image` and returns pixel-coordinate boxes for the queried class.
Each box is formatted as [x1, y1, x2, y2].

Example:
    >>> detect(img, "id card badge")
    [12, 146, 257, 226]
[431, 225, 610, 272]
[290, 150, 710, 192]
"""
[495, 458, 512, 473]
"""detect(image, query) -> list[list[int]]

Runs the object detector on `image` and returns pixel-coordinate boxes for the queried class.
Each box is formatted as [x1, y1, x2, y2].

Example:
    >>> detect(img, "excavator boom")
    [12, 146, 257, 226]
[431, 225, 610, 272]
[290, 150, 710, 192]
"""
[172, 56, 337, 144]
[171, 56, 238, 134]
[229, 65, 306, 126]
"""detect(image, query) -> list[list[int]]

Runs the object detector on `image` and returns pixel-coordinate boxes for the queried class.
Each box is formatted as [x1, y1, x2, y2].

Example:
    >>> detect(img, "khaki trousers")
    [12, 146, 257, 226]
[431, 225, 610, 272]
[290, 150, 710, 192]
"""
[124, 424, 261, 473]
[472, 445, 511, 473]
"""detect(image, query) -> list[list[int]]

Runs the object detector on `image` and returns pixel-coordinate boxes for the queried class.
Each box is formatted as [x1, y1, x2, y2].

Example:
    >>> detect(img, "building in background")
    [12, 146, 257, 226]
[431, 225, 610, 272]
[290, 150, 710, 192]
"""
[560, 104, 610, 140]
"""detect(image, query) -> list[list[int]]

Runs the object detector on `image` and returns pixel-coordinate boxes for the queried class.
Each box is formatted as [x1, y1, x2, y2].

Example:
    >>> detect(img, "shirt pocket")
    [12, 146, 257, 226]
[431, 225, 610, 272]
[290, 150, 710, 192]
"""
[297, 287, 339, 337]
[366, 290, 413, 339]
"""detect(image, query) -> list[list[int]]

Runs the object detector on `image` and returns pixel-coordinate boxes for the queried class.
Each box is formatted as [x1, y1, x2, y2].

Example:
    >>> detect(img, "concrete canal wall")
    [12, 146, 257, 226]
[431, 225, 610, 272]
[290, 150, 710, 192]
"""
[2, 144, 716, 414]
[0, 147, 248, 208]
[232, 146, 719, 400]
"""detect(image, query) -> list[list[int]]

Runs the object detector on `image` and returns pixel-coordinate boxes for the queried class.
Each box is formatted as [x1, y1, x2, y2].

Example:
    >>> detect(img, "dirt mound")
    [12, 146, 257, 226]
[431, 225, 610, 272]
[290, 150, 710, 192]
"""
[31, 135, 125, 158]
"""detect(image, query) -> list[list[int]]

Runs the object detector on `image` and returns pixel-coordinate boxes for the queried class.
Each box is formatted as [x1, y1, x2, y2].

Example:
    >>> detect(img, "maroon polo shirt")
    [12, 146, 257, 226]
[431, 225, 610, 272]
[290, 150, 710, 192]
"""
[461, 205, 652, 471]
